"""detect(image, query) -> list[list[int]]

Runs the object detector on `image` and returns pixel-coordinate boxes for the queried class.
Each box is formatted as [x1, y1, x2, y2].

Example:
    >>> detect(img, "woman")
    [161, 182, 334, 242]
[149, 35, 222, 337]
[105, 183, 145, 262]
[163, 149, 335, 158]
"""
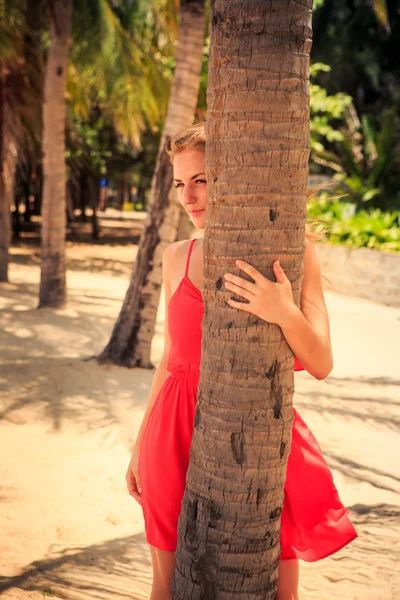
[126, 123, 358, 600]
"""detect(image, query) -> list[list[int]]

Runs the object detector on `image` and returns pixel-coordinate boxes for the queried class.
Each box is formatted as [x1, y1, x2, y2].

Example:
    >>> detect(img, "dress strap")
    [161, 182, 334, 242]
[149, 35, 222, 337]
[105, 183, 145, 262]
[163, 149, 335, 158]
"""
[184, 239, 197, 277]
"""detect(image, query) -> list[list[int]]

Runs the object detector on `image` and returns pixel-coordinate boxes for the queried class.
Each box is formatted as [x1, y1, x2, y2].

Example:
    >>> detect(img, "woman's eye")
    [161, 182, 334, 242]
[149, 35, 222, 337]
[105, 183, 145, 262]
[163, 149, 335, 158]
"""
[174, 180, 206, 188]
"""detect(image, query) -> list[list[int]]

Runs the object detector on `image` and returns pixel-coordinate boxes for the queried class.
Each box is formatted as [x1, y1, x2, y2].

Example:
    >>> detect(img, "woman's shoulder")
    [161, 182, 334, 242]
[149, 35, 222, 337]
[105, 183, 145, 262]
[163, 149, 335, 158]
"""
[163, 239, 191, 260]
[162, 239, 192, 274]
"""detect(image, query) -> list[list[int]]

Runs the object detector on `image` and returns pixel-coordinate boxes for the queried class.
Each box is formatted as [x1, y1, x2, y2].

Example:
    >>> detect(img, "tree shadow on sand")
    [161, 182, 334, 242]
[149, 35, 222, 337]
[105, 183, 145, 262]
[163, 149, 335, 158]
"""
[295, 372, 400, 434]
[0, 280, 161, 443]
[0, 532, 152, 600]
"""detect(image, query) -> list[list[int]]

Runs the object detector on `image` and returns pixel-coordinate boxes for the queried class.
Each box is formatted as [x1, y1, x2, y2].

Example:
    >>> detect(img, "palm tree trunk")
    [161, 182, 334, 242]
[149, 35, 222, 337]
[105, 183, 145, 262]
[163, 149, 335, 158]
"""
[0, 146, 16, 282]
[0, 62, 8, 282]
[39, 0, 72, 308]
[0, 64, 17, 283]
[99, 0, 206, 367]
[172, 1, 313, 597]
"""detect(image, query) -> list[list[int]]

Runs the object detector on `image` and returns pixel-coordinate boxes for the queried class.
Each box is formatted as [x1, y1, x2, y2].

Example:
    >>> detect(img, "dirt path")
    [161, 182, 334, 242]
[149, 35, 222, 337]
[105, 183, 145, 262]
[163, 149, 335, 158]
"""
[1, 244, 399, 599]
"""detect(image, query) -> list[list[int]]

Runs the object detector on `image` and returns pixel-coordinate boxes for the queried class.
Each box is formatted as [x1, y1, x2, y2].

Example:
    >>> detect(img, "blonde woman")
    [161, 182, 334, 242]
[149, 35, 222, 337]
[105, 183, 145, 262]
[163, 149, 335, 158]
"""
[126, 123, 358, 600]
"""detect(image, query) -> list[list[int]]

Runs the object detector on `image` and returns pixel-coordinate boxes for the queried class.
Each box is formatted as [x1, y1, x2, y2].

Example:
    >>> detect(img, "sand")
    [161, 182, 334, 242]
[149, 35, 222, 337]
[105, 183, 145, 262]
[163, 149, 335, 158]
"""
[0, 241, 399, 600]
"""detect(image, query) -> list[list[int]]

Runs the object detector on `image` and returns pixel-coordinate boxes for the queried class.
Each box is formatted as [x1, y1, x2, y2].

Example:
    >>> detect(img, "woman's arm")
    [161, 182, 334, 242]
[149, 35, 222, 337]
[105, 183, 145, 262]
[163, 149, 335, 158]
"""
[127, 243, 175, 502]
[278, 240, 333, 380]
[133, 243, 174, 452]
[223, 239, 333, 381]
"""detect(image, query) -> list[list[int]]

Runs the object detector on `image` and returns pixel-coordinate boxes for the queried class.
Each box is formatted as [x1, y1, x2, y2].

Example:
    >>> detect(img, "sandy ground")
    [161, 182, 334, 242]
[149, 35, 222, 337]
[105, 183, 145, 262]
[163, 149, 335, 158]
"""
[0, 241, 399, 600]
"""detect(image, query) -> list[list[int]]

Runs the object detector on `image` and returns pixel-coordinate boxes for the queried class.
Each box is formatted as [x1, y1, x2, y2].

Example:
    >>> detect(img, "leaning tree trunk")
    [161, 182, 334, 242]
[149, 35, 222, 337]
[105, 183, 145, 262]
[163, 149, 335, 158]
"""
[39, 0, 72, 308]
[99, 0, 206, 367]
[172, 1, 313, 598]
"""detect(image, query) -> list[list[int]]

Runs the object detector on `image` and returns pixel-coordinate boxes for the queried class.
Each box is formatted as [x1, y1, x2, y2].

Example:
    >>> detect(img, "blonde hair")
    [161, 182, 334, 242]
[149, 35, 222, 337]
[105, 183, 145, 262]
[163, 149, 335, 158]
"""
[166, 122, 325, 243]
[165, 122, 206, 161]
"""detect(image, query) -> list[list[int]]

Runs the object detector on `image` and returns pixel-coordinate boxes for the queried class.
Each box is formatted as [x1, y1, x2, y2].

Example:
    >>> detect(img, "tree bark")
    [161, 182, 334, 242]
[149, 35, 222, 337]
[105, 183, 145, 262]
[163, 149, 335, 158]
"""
[0, 62, 8, 282]
[89, 175, 100, 240]
[99, 0, 206, 367]
[39, 0, 72, 308]
[0, 146, 16, 282]
[0, 64, 17, 283]
[172, 1, 313, 597]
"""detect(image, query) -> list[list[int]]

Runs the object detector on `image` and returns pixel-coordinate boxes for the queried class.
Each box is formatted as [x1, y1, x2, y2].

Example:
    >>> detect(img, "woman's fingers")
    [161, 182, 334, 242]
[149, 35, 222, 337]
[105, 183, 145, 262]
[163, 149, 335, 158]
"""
[234, 259, 264, 285]
[273, 260, 289, 284]
[126, 469, 142, 505]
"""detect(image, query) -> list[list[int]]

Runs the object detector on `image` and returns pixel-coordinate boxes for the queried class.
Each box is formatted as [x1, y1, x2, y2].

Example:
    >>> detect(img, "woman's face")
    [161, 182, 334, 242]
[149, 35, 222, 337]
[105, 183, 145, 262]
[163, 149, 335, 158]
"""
[173, 149, 207, 230]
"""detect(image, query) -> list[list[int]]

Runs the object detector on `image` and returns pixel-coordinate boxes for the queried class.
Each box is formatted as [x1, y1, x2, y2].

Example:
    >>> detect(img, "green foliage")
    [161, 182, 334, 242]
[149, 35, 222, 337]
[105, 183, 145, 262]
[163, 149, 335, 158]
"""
[67, 113, 112, 177]
[313, 0, 390, 31]
[310, 63, 399, 212]
[308, 195, 400, 252]
[65, 0, 175, 208]
[312, 0, 398, 119]
[0, 0, 44, 159]
[310, 63, 353, 172]
[331, 107, 399, 211]
[69, 0, 174, 149]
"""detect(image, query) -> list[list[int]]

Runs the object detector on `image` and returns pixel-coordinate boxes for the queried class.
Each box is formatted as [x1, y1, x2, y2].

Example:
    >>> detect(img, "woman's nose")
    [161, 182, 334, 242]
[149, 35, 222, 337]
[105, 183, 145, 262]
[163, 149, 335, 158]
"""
[182, 185, 197, 204]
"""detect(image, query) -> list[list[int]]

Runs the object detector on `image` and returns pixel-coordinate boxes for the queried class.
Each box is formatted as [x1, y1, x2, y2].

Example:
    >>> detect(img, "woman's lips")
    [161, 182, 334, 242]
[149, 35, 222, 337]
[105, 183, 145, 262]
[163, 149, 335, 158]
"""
[189, 209, 204, 214]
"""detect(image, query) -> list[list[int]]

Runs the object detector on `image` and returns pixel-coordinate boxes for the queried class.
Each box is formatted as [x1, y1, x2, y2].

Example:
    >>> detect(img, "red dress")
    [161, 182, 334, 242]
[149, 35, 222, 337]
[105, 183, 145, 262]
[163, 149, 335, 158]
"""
[139, 239, 358, 559]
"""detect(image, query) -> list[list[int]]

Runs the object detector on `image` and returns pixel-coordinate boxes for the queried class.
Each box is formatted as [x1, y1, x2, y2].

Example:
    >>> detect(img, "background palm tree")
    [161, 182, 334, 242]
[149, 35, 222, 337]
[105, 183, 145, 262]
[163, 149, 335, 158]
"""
[39, 0, 175, 307]
[0, 0, 41, 282]
[99, 0, 207, 367]
[172, 0, 313, 596]
[39, 0, 73, 308]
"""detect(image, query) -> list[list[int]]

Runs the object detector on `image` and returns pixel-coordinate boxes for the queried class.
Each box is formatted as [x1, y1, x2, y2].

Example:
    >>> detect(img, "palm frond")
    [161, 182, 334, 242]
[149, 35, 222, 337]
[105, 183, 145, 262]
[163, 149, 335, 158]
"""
[69, 0, 172, 147]
[373, 0, 391, 33]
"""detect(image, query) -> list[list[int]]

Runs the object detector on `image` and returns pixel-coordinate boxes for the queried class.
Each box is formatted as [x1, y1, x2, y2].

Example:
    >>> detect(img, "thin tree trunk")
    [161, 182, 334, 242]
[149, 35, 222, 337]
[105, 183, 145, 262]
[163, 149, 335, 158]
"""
[0, 64, 17, 282]
[39, 0, 72, 308]
[78, 173, 87, 221]
[99, 0, 206, 367]
[66, 181, 74, 222]
[172, 1, 313, 597]
[116, 184, 124, 211]
[23, 170, 31, 223]
[90, 176, 100, 240]
[99, 186, 107, 211]
[0, 62, 8, 282]
[0, 147, 17, 282]
[12, 160, 23, 238]
[32, 164, 42, 216]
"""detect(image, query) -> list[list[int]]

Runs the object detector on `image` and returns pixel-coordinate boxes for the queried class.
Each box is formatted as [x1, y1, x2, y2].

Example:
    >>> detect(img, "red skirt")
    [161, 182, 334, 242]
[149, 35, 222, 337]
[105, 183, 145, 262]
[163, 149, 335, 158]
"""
[139, 365, 358, 560]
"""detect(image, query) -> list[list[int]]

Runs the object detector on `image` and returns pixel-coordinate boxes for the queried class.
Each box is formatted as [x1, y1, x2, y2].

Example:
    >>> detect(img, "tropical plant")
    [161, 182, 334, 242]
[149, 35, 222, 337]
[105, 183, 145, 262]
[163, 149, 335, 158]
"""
[39, 0, 73, 308]
[335, 107, 399, 211]
[321, 105, 399, 211]
[308, 196, 400, 251]
[309, 62, 353, 173]
[307, 62, 399, 212]
[0, 0, 42, 282]
[314, 0, 390, 31]
[39, 0, 176, 307]
[312, 0, 398, 120]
